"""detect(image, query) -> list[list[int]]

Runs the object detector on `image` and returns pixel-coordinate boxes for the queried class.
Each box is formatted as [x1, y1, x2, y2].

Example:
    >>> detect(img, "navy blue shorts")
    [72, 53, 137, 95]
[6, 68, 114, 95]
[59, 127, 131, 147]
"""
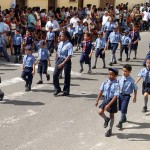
[80, 53, 91, 64]
[37, 60, 48, 74]
[110, 43, 118, 53]
[119, 94, 130, 114]
[95, 48, 105, 58]
[130, 43, 138, 50]
[142, 82, 150, 95]
[99, 99, 118, 113]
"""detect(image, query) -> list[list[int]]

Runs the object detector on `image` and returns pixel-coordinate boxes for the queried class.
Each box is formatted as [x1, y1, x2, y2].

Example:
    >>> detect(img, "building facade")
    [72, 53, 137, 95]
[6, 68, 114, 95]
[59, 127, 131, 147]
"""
[0, 0, 148, 11]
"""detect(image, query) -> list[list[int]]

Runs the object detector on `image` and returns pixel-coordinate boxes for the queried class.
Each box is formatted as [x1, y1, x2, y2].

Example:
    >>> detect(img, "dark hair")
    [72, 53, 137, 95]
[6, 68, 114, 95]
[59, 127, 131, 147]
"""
[123, 64, 132, 72]
[62, 30, 71, 39]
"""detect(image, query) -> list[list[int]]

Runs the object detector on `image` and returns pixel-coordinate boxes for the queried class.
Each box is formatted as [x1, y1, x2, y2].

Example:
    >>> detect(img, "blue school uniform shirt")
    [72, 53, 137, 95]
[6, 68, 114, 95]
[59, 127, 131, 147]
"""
[100, 79, 120, 101]
[143, 51, 150, 66]
[118, 75, 138, 94]
[95, 37, 107, 49]
[108, 31, 121, 43]
[0, 36, 5, 47]
[81, 41, 94, 55]
[38, 47, 49, 60]
[23, 54, 35, 68]
[75, 25, 83, 34]
[138, 68, 150, 83]
[13, 34, 23, 45]
[121, 35, 131, 45]
[47, 31, 55, 41]
[68, 27, 75, 37]
[57, 40, 73, 59]
[105, 22, 116, 31]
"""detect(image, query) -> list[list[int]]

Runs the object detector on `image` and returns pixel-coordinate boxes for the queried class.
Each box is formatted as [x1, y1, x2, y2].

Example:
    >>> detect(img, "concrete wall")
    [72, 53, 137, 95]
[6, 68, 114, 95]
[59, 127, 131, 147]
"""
[0, 0, 12, 10]
[83, 0, 100, 7]
[57, 0, 78, 8]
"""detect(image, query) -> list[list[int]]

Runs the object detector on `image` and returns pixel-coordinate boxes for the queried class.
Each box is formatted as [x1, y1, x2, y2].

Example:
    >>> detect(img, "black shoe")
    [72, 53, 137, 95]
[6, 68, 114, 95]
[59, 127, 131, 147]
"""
[25, 82, 28, 88]
[116, 122, 122, 129]
[103, 65, 106, 68]
[37, 80, 43, 84]
[25, 86, 31, 92]
[126, 58, 129, 62]
[118, 58, 122, 61]
[53, 90, 61, 96]
[19, 55, 22, 61]
[46, 74, 50, 81]
[62, 92, 69, 96]
[0, 91, 4, 101]
[133, 57, 136, 59]
[104, 117, 110, 128]
[7, 58, 10, 62]
[105, 129, 112, 137]
[92, 66, 96, 69]
[87, 70, 92, 74]
[79, 69, 83, 73]
[142, 106, 147, 113]
[109, 62, 113, 66]
[113, 61, 117, 64]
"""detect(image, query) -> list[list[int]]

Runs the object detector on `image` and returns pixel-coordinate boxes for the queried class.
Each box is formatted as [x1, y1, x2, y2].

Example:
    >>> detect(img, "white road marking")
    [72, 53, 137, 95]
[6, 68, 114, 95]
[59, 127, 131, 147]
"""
[0, 77, 23, 88]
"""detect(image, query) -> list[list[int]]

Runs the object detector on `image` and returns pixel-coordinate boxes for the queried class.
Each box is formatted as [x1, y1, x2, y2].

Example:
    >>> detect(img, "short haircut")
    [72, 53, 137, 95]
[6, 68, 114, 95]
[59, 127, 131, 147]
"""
[84, 32, 91, 37]
[62, 30, 71, 39]
[123, 64, 132, 72]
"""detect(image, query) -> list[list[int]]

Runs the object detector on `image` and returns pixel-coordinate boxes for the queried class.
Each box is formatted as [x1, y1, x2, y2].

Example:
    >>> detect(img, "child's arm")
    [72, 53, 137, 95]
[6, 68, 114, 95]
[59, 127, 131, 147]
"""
[89, 49, 93, 58]
[95, 90, 103, 107]
[104, 96, 118, 111]
[48, 57, 51, 67]
[135, 77, 141, 84]
[34, 59, 39, 65]
[32, 64, 35, 75]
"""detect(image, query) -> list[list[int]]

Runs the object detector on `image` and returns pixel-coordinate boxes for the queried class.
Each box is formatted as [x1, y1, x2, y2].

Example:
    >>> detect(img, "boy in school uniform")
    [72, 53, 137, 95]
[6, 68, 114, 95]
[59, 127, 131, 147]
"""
[35, 40, 51, 84]
[12, 29, 23, 63]
[21, 46, 35, 92]
[129, 25, 141, 60]
[108, 26, 122, 66]
[79, 32, 94, 74]
[118, 30, 131, 62]
[143, 44, 150, 67]
[68, 23, 75, 46]
[92, 31, 107, 69]
[95, 67, 119, 137]
[46, 26, 55, 56]
[136, 58, 150, 112]
[116, 64, 137, 129]
[75, 20, 83, 51]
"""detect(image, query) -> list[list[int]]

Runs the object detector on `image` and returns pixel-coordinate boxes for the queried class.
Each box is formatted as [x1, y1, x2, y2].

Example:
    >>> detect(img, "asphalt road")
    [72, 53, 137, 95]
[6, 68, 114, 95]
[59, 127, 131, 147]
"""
[0, 31, 150, 150]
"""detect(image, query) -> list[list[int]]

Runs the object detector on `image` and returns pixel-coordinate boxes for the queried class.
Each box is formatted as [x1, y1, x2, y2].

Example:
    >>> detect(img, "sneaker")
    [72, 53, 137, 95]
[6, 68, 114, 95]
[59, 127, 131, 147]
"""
[104, 117, 110, 128]
[87, 70, 92, 74]
[37, 80, 43, 84]
[118, 58, 122, 61]
[142, 106, 147, 113]
[105, 129, 112, 137]
[113, 61, 117, 64]
[79, 69, 83, 73]
[46, 74, 50, 81]
[109, 62, 113, 66]
[92, 66, 96, 69]
[25, 86, 31, 92]
[116, 122, 122, 129]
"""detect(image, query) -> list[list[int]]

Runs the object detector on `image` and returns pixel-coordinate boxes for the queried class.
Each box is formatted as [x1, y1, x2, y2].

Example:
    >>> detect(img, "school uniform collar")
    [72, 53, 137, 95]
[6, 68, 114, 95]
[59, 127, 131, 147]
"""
[122, 75, 131, 80]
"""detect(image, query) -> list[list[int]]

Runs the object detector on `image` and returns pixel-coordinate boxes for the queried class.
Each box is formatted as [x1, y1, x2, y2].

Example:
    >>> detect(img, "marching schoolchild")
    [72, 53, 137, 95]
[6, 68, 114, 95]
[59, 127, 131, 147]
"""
[95, 67, 119, 137]
[143, 44, 150, 67]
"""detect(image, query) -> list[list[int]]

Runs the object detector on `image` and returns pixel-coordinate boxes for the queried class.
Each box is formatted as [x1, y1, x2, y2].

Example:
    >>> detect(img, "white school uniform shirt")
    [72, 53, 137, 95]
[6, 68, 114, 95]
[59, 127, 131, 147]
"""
[70, 17, 80, 28]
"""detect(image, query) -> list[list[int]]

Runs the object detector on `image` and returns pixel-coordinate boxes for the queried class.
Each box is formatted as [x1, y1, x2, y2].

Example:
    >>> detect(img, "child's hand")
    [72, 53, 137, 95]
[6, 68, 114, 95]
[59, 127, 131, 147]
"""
[89, 54, 91, 58]
[133, 97, 136, 103]
[104, 104, 110, 111]
[32, 71, 35, 75]
[58, 62, 64, 69]
[95, 101, 98, 107]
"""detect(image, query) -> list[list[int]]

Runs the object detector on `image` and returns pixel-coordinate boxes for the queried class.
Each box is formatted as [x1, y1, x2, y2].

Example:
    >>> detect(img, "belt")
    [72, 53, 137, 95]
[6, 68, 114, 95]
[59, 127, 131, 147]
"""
[25, 67, 33, 69]
[121, 93, 130, 96]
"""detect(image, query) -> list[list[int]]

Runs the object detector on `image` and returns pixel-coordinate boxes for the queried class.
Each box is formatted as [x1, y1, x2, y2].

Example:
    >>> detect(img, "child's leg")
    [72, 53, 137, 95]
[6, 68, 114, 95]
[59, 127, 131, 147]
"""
[39, 73, 43, 81]
[93, 57, 98, 68]
[102, 58, 106, 68]
[143, 92, 149, 112]
[109, 113, 114, 131]
[119, 47, 124, 60]
[125, 46, 129, 60]
[80, 62, 83, 72]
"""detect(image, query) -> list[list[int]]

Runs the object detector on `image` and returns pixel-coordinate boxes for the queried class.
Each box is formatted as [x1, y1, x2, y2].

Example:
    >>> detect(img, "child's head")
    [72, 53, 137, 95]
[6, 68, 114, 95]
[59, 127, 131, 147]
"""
[146, 58, 150, 68]
[84, 32, 91, 41]
[24, 46, 32, 54]
[26, 30, 31, 36]
[108, 67, 118, 80]
[38, 40, 46, 48]
[48, 26, 53, 31]
[124, 30, 129, 36]
[122, 64, 132, 77]
[15, 29, 20, 35]
[97, 31, 103, 38]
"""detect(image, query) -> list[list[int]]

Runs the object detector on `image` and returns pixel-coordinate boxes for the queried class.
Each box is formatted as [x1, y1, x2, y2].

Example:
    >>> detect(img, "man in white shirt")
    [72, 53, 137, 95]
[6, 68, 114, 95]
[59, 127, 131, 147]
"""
[101, 11, 110, 32]
[45, 15, 60, 34]
[142, 9, 149, 31]
[83, 14, 92, 26]
[70, 14, 80, 28]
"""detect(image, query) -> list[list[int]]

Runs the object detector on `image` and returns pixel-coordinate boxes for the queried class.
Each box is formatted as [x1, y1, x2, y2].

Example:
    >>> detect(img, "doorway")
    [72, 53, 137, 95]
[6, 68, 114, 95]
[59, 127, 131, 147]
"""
[78, 0, 84, 8]
[16, 0, 26, 8]
[48, 0, 57, 10]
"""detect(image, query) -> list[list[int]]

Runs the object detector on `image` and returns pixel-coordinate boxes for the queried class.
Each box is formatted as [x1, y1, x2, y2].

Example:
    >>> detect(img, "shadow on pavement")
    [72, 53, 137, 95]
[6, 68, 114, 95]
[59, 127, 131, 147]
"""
[2, 99, 45, 106]
[0, 68, 18, 71]
[72, 77, 98, 81]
